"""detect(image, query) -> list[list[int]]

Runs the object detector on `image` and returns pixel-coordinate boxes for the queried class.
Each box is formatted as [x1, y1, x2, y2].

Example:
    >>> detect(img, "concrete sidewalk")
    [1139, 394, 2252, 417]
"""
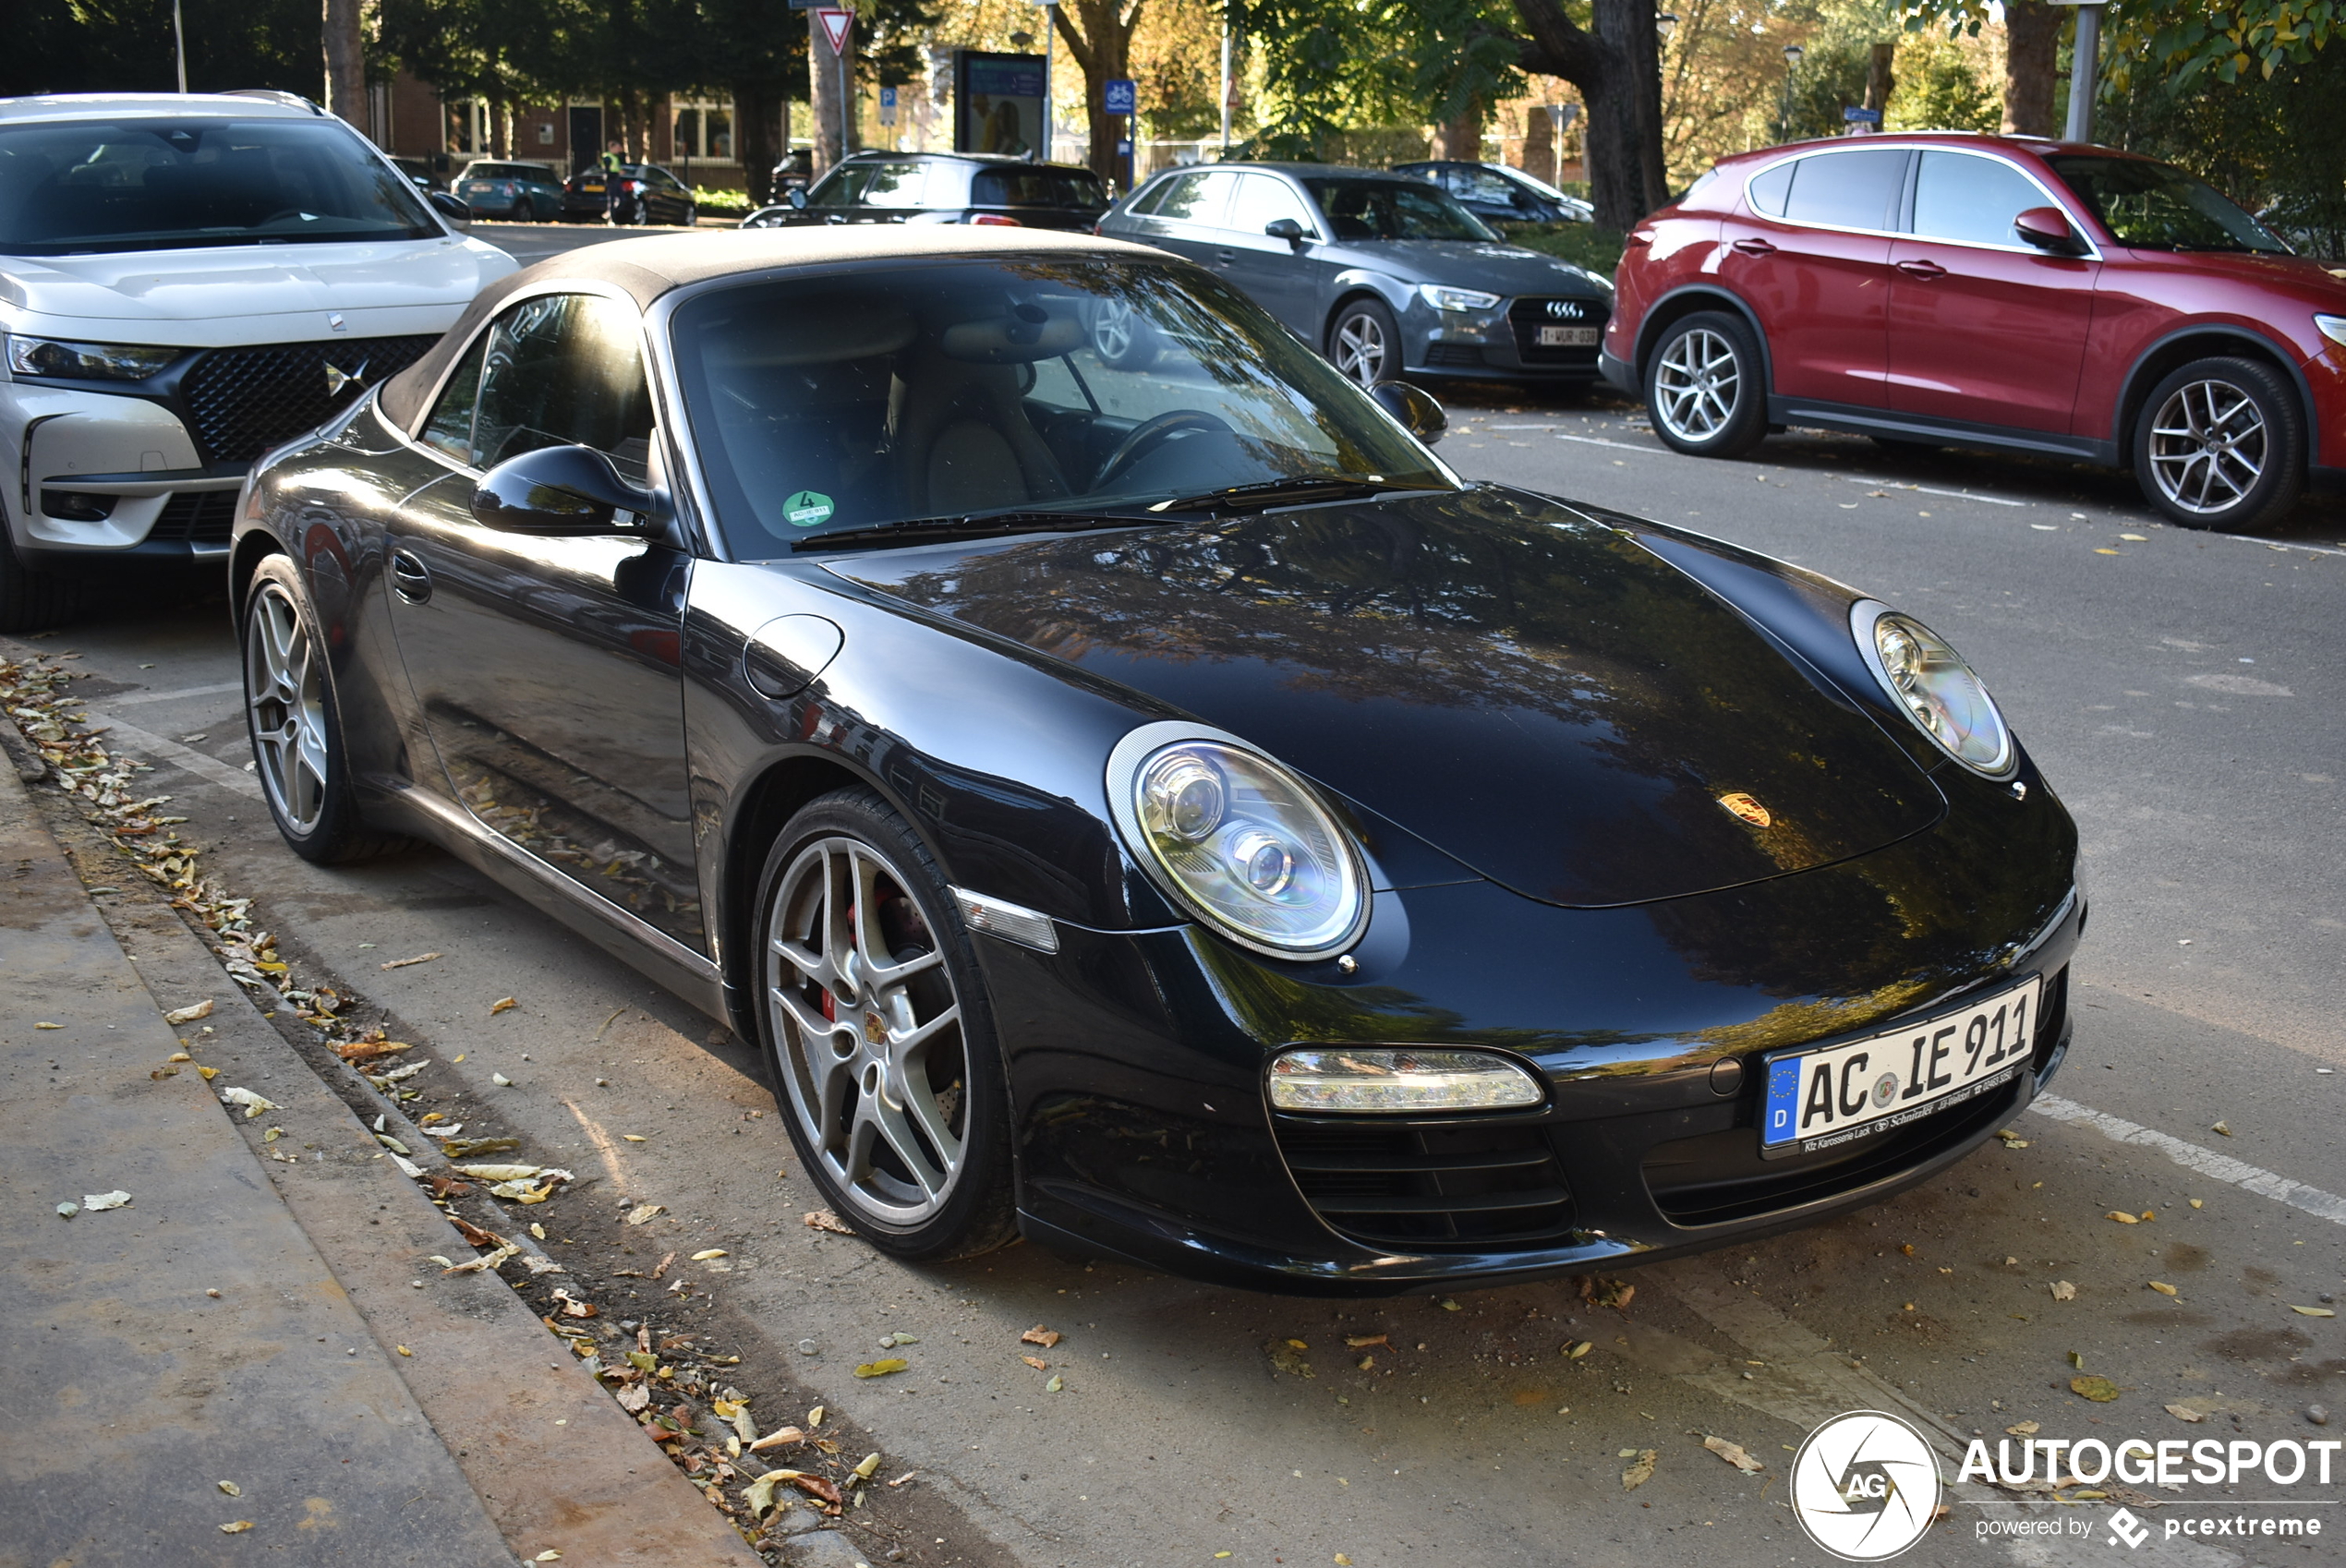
[0, 763, 517, 1564]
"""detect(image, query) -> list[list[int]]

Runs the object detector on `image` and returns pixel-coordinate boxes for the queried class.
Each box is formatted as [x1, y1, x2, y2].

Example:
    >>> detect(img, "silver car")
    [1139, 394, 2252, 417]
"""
[1098, 162, 1614, 386]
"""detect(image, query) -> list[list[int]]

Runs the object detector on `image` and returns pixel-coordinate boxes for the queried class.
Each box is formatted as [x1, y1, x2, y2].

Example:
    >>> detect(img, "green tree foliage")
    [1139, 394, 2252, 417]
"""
[8, 0, 321, 96]
[1234, 0, 1524, 160]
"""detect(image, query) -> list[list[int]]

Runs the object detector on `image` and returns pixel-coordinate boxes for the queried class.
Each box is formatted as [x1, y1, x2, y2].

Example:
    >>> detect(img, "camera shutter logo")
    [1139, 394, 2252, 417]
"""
[1789, 1410, 1943, 1561]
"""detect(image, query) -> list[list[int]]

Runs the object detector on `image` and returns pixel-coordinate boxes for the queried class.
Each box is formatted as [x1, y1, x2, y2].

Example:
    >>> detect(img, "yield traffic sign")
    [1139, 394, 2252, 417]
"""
[816, 6, 853, 54]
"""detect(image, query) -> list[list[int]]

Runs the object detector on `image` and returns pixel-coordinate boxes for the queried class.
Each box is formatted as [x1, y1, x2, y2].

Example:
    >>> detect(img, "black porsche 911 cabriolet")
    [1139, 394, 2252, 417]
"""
[231, 228, 2081, 1295]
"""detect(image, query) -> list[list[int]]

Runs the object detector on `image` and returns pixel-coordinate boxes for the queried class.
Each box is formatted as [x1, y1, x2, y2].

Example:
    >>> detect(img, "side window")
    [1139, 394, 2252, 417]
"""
[1153, 169, 1229, 223]
[472, 294, 655, 482]
[1228, 174, 1314, 237]
[1782, 149, 1908, 231]
[418, 330, 490, 464]
[1126, 176, 1174, 215]
[859, 162, 930, 208]
[1462, 170, 1518, 206]
[1912, 151, 2055, 247]
[807, 165, 871, 208]
[1747, 160, 1795, 217]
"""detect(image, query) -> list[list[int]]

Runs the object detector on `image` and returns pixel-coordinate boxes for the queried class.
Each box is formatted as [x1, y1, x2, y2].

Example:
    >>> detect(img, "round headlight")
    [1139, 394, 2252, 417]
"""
[1108, 722, 1367, 959]
[1852, 600, 2014, 776]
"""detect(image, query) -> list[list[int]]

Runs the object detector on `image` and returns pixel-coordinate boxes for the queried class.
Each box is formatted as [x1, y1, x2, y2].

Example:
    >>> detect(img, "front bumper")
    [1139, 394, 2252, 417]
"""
[991, 758, 2081, 1295]
[1407, 294, 1611, 381]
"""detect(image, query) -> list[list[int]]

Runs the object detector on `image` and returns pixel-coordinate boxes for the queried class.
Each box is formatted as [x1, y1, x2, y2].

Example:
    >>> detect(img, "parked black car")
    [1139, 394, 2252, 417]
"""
[1397, 160, 1594, 225]
[740, 151, 1108, 231]
[230, 227, 2079, 1295]
[1099, 162, 1614, 385]
[561, 162, 698, 225]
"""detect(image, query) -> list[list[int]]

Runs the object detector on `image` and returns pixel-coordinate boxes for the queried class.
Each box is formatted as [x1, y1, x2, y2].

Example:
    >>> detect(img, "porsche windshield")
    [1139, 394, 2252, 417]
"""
[0, 116, 441, 256]
[669, 259, 1455, 554]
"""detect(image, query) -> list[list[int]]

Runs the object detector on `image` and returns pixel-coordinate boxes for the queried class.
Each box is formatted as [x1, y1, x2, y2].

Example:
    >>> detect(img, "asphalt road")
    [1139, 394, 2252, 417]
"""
[14, 223, 2343, 1568]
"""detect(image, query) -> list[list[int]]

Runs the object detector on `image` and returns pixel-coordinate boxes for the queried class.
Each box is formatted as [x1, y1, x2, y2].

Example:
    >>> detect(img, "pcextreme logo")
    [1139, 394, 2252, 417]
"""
[1790, 1410, 1943, 1561]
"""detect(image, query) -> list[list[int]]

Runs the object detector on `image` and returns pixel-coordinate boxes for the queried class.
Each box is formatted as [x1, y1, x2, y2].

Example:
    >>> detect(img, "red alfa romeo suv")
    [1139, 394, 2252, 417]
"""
[1602, 132, 2346, 530]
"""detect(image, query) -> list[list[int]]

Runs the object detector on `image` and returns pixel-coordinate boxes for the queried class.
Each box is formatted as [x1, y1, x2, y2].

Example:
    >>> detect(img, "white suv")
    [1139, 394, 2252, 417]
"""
[0, 91, 517, 630]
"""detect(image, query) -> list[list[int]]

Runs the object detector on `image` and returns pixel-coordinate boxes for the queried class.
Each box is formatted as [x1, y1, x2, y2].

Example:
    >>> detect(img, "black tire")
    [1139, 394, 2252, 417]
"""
[2131, 356, 2304, 530]
[1643, 310, 1768, 459]
[0, 532, 83, 633]
[683, 203, 698, 227]
[753, 787, 1017, 1262]
[1326, 296, 1401, 387]
[239, 555, 406, 863]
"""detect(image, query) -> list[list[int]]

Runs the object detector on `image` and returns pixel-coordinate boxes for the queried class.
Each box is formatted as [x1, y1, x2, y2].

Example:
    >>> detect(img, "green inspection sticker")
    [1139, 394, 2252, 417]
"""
[784, 490, 835, 528]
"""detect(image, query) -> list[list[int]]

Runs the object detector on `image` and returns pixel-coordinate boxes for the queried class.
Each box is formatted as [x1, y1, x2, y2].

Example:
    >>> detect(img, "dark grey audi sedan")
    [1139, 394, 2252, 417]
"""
[1097, 162, 1614, 387]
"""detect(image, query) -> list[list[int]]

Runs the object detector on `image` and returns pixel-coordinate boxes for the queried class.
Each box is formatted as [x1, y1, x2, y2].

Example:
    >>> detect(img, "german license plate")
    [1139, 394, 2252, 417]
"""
[1761, 976, 2041, 1158]
[1536, 325, 1601, 346]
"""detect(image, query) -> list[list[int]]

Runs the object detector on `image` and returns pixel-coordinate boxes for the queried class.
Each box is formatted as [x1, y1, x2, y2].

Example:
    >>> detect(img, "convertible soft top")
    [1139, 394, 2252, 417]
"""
[377, 227, 1163, 430]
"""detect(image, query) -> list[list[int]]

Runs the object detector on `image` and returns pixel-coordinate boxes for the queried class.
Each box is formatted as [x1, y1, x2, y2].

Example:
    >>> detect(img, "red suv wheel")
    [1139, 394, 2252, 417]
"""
[2133, 356, 2305, 531]
[1645, 312, 1767, 459]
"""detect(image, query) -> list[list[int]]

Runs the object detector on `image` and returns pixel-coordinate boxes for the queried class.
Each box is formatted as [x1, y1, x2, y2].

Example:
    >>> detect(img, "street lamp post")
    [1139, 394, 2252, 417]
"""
[2057, 0, 2108, 144]
[1778, 43, 1804, 142]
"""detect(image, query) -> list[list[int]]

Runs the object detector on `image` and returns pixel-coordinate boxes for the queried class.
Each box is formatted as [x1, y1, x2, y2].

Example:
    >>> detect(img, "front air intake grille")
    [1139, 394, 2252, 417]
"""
[150, 490, 239, 545]
[1274, 1119, 1576, 1250]
[1423, 343, 1488, 368]
[178, 335, 438, 464]
[1507, 297, 1607, 364]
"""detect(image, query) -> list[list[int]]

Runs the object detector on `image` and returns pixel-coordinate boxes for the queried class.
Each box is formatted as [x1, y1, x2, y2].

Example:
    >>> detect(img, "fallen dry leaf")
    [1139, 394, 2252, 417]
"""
[1996, 1128, 2029, 1148]
[163, 999, 214, 1024]
[625, 1203, 666, 1225]
[2148, 1281, 2178, 1297]
[651, 1250, 677, 1279]
[1622, 1449, 1657, 1490]
[1345, 1333, 1389, 1348]
[490, 996, 517, 1015]
[333, 1039, 412, 1063]
[2189, 1198, 2205, 1209]
[216, 1480, 241, 1496]
[804, 1210, 854, 1235]
[1265, 1339, 1314, 1379]
[1022, 1325, 1063, 1348]
[2106, 1211, 2139, 1224]
[2071, 1375, 2122, 1403]
[1022, 1356, 1049, 1370]
[1703, 1435, 1764, 1473]
[1563, 1339, 1593, 1360]
[1045, 1373, 1065, 1393]
[219, 1087, 278, 1118]
[2050, 1281, 2077, 1301]
[2165, 1404, 2206, 1423]
[622, 1133, 648, 1142]
[2292, 1306, 2338, 1318]
[379, 952, 441, 970]
[442, 1243, 519, 1276]
[615, 1383, 651, 1414]
[219, 1520, 254, 1534]
[82, 1189, 132, 1211]
[1580, 1276, 1636, 1312]
[853, 1358, 909, 1379]
[491, 1072, 514, 1087]
[747, 1426, 804, 1452]
[197, 1065, 218, 1080]
[2211, 1121, 2231, 1136]
[791, 1473, 844, 1508]
[690, 1248, 727, 1260]
[2005, 1421, 2040, 1437]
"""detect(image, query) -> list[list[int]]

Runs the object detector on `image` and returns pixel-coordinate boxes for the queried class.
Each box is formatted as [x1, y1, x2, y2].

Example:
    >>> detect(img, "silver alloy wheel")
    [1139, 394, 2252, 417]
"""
[1652, 327, 1742, 442]
[1333, 310, 1388, 384]
[766, 835, 967, 1225]
[245, 581, 330, 834]
[2148, 378, 2267, 515]
[1093, 298, 1138, 360]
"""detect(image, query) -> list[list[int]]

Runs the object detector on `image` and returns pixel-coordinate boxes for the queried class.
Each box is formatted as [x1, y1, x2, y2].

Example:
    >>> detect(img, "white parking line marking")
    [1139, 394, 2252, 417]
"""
[1832, 473, 2029, 508]
[2031, 1093, 2346, 1226]
[87, 713, 264, 800]
[1549, 432, 1659, 454]
[102, 680, 244, 706]
[2223, 534, 2346, 559]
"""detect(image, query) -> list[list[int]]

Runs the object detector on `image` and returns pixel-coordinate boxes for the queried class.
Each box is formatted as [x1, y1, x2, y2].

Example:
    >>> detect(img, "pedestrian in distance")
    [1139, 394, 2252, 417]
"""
[600, 139, 627, 225]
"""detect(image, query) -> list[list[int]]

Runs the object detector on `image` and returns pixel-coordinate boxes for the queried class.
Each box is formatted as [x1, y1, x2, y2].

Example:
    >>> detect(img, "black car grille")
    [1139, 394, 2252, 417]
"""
[179, 335, 439, 464]
[1274, 1119, 1577, 1250]
[1507, 297, 1608, 364]
[1643, 965, 2071, 1228]
[149, 490, 238, 545]
[1422, 343, 1488, 368]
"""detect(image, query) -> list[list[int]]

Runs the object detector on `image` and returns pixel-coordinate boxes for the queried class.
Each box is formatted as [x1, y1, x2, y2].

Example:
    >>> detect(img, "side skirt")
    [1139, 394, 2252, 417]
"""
[1767, 396, 2121, 467]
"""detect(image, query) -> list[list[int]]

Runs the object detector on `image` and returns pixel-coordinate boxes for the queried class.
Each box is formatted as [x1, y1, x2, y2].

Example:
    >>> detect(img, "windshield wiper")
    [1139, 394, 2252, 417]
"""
[792, 507, 1165, 551]
[1155, 475, 1442, 513]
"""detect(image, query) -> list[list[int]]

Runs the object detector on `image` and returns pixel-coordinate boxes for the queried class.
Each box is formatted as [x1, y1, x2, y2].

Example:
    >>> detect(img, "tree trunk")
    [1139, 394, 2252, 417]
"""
[1436, 96, 1484, 162]
[490, 97, 511, 159]
[1053, 0, 1144, 187]
[1511, 0, 1666, 229]
[320, 0, 364, 127]
[1522, 103, 1554, 184]
[810, 21, 858, 175]
[2003, 0, 2062, 136]
[1864, 41, 1896, 119]
[735, 81, 776, 206]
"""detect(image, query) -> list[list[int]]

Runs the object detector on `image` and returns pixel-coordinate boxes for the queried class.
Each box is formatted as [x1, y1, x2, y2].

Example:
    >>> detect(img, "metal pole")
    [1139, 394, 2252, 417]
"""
[837, 43, 850, 163]
[1040, 1, 1054, 163]
[2064, 2, 2103, 144]
[1218, 23, 1232, 156]
[173, 0, 187, 92]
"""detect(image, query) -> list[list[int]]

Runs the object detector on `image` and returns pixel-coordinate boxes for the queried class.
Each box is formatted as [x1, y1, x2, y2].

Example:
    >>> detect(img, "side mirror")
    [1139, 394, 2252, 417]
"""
[2013, 205, 2087, 256]
[1265, 216, 1310, 247]
[428, 190, 472, 228]
[787, 187, 808, 211]
[1370, 380, 1447, 445]
[472, 445, 662, 537]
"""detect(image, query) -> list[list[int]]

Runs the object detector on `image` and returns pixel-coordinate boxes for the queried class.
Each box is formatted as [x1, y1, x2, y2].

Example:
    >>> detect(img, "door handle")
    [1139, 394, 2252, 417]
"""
[1214, 247, 1236, 265]
[390, 548, 431, 604]
[1895, 259, 1948, 280]
[1731, 237, 1777, 257]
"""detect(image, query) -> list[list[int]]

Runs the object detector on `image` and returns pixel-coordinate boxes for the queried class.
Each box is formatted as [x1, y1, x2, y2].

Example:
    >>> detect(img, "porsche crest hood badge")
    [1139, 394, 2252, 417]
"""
[1717, 792, 1772, 828]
